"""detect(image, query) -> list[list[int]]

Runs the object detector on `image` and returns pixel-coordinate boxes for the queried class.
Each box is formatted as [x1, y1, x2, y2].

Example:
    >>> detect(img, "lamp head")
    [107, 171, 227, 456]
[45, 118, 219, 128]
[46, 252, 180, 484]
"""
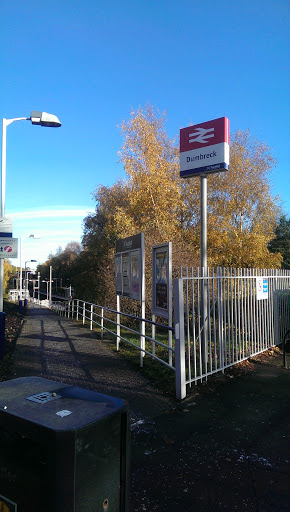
[30, 111, 61, 127]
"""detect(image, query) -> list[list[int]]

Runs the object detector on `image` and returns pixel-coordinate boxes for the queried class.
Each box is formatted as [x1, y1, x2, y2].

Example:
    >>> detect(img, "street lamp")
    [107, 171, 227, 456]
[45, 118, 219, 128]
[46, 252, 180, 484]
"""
[42, 280, 53, 301]
[24, 260, 37, 297]
[0, 111, 61, 359]
[19, 235, 40, 300]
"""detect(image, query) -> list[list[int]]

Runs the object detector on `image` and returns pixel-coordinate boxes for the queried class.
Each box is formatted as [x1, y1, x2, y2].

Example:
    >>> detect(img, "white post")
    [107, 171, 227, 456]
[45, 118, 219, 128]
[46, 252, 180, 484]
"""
[0, 119, 7, 312]
[19, 238, 23, 301]
[116, 295, 120, 351]
[151, 314, 156, 357]
[101, 307, 104, 339]
[174, 278, 186, 400]
[49, 266, 52, 306]
[140, 233, 146, 366]
[90, 304, 93, 330]
[83, 302, 86, 324]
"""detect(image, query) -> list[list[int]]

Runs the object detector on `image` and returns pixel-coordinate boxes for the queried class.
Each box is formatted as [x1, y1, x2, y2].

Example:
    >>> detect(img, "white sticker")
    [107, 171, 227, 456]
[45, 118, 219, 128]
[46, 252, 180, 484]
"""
[56, 410, 72, 418]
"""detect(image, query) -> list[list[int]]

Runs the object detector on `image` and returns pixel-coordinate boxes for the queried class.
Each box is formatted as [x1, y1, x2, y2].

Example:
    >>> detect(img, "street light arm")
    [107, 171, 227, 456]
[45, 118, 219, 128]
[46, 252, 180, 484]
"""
[3, 118, 29, 128]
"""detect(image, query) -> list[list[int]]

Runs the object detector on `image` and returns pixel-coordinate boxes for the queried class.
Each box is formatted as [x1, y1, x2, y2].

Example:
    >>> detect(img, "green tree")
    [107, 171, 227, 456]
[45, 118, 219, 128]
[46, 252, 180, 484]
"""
[268, 215, 290, 269]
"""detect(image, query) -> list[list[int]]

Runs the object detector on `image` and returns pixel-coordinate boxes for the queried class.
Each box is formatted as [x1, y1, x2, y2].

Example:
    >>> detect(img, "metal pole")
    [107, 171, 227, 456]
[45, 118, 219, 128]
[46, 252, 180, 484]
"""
[200, 174, 208, 371]
[0, 120, 6, 357]
[49, 266, 52, 306]
[19, 238, 23, 301]
[0, 119, 7, 314]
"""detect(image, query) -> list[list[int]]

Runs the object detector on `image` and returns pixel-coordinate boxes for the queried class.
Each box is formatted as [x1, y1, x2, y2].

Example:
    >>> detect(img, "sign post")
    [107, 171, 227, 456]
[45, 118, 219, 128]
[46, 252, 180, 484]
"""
[180, 117, 230, 370]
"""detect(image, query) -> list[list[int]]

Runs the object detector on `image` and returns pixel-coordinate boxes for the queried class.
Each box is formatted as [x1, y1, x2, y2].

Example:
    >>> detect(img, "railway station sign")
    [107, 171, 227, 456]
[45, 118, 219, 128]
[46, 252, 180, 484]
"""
[180, 116, 229, 178]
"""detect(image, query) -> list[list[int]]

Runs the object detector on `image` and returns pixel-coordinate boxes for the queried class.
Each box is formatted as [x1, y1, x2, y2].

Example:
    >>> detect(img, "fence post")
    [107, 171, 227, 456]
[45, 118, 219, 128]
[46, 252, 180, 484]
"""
[83, 302, 86, 325]
[174, 278, 186, 400]
[90, 304, 93, 330]
[217, 267, 224, 373]
[116, 295, 120, 351]
[273, 269, 279, 345]
[101, 307, 104, 340]
[76, 300, 79, 321]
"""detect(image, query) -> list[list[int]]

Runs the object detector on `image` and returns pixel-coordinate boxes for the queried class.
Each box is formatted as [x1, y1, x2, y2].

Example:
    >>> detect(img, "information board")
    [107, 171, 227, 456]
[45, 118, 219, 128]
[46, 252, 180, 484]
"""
[256, 277, 269, 300]
[115, 233, 144, 301]
[152, 242, 172, 319]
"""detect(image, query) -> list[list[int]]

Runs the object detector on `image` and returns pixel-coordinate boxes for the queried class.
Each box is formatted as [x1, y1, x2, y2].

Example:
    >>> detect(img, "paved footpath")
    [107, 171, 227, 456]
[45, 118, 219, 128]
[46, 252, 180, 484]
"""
[12, 304, 174, 421]
[11, 304, 290, 512]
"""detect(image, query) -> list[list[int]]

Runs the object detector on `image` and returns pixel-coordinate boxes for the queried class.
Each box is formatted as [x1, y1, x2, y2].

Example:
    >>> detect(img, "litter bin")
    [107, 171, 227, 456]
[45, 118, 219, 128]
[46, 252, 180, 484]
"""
[0, 376, 129, 512]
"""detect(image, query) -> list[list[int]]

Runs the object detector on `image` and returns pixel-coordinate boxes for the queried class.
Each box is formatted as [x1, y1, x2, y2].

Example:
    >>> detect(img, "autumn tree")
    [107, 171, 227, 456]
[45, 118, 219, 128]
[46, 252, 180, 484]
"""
[201, 129, 282, 268]
[4, 260, 14, 295]
[82, 105, 282, 306]
[37, 242, 83, 295]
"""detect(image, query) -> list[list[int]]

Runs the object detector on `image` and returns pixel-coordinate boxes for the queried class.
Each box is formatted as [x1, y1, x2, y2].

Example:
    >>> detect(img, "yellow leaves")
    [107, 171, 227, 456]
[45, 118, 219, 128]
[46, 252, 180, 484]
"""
[88, 105, 282, 271]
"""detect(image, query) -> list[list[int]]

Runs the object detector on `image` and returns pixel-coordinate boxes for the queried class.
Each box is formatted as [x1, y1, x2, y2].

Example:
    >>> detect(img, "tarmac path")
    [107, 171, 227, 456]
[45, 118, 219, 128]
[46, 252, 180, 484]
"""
[11, 304, 290, 511]
[12, 304, 174, 421]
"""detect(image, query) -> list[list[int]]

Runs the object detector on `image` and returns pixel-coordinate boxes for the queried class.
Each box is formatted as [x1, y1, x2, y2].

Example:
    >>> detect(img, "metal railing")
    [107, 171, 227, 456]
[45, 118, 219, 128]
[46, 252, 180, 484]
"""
[51, 299, 175, 371]
[51, 267, 290, 400]
[174, 268, 290, 398]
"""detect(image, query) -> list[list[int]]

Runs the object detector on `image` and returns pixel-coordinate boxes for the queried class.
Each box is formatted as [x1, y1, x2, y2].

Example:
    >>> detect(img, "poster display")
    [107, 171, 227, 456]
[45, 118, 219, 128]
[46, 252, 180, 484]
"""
[115, 233, 144, 301]
[152, 243, 172, 319]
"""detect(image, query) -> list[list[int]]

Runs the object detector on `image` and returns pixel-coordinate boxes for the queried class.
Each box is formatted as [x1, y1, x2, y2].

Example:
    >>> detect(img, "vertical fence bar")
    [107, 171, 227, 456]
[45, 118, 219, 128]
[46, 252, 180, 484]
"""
[253, 270, 257, 354]
[217, 267, 224, 373]
[222, 268, 227, 367]
[76, 299, 79, 321]
[101, 307, 104, 340]
[191, 267, 197, 383]
[174, 278, 186, 400]
[233, 268, 238, 363]
[212, 268, 217, 371]
[185, 267, 192, 386]
[197, 268, 202, 380]
[226, 268, 230, 365]
[208, 269, 212, 375]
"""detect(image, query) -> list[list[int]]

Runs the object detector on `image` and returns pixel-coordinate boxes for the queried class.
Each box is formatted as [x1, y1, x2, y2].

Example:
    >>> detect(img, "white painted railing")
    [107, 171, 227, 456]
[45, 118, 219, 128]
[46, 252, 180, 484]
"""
[51, 268, 290, 399]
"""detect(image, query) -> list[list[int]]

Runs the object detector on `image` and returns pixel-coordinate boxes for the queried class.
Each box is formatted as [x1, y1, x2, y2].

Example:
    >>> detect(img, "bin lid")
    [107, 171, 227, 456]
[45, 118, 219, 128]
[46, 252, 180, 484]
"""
[0, 376, 127, 432]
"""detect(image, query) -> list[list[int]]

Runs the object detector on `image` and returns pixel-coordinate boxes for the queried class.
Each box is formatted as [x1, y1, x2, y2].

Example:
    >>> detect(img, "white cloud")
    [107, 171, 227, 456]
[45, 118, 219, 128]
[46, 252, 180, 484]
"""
[6, 206, 95, 267]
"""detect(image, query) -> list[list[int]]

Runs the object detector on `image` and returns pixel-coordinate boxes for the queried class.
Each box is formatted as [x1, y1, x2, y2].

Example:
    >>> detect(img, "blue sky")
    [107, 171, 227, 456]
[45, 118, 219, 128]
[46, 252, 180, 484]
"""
[1, 0, 288, 268]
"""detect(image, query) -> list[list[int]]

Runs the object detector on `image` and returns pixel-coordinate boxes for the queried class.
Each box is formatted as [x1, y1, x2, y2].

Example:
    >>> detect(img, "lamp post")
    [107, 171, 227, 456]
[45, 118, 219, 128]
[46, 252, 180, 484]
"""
[42, 280, 53, 301]
[19, 234, 40, 300]
[0, 111, 61, 359]
[24, 260, 37, 298]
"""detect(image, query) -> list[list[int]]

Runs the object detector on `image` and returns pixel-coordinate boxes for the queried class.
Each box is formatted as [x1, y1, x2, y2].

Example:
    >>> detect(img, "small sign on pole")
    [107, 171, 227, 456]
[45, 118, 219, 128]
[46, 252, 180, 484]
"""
[0, 216, 13, 237]
[0, 238, 18, 258]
